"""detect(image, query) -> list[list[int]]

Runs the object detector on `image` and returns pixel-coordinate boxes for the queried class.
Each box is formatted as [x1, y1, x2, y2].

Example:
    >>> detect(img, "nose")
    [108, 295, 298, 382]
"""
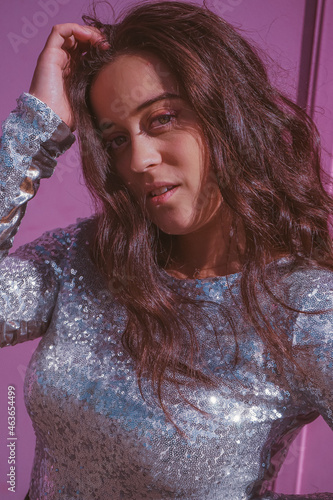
[129, 135, 162, 173]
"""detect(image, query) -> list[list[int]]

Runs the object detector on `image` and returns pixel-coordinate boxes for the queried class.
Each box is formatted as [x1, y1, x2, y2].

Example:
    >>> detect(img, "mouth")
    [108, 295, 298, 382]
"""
[149, 185, 177, 198]
[147, 185, 179, 205]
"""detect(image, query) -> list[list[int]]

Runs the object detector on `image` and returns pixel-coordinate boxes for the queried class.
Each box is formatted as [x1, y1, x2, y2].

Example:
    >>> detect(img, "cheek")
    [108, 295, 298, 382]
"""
[118, 169, 132, 185]
[198, 177, 223, 216]
[190, 156, 213, 199]
[113, 159, 133, 186]
[116, 168, 144, 200]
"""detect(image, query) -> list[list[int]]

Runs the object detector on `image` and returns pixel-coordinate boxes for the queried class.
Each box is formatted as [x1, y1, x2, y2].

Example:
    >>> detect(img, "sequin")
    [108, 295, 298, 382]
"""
[0, 94, 332, 499]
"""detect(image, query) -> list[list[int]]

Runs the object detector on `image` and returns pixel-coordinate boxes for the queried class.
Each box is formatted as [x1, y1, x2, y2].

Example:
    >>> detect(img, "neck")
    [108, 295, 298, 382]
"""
[166, 205, 245, 279]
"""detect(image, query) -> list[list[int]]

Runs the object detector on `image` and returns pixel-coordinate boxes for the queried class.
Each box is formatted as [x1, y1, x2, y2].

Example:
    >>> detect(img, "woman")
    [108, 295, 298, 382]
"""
[1, 1, 333, 498]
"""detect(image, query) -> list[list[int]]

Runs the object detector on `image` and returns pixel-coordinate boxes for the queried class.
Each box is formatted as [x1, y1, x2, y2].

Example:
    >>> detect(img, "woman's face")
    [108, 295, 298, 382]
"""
[90, 52, 222, 235]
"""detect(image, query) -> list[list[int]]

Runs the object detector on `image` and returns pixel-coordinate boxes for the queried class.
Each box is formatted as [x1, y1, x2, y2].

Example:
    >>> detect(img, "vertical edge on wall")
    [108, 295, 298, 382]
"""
[293, 0, 327, 494]
[296, 0, 320, 112]
[294, 425, 308, 493]
[307, 0, 326, 118]
[293, 0, 319, 491]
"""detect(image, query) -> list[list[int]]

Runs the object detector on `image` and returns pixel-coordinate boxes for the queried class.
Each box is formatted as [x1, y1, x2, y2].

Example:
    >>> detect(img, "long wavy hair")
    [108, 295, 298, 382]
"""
[66, 0, 333, 430]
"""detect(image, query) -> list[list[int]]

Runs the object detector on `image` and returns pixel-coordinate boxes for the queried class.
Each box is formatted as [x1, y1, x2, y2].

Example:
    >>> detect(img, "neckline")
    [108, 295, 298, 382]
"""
[161, 256, 291, 285]
[163, 269, 241, 284]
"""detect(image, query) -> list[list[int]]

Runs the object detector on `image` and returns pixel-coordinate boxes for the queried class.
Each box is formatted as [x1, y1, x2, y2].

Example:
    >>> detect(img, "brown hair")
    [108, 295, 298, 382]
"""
[66, 0, 333, 431]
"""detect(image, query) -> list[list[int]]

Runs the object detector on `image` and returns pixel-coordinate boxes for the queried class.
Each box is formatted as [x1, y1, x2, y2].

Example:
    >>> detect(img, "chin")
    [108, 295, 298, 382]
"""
[148, 209, 201, 236]
[153, 219, 197, 236]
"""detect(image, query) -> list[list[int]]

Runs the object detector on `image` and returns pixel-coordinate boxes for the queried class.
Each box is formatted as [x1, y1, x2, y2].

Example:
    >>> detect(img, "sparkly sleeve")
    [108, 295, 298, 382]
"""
[0, 93, 75, 347]
[287, 269, 333, 429]
[0, 92, 75, 258]
[261, 269, 333, 500]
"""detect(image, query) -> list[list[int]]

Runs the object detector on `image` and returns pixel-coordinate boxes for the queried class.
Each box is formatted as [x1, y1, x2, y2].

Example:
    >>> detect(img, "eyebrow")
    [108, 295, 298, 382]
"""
[135, 92, 182, 112]
[99, 92, 182, 131]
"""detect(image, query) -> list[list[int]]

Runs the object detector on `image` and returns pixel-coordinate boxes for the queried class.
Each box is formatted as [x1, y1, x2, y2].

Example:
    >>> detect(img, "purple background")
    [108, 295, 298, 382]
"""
[0, 0, 332, 498]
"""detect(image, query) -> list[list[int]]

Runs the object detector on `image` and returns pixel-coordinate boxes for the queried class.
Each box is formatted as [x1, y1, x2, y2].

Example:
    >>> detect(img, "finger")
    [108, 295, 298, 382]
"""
[62, 35, 76, 52]
[44, 24, 108, 51]
[65, 25, 108, 47]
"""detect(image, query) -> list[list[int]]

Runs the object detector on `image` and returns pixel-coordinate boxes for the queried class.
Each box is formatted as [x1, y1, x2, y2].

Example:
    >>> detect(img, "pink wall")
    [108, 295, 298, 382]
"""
[0, 1, 332, 498]
[274, 1, 333, 493]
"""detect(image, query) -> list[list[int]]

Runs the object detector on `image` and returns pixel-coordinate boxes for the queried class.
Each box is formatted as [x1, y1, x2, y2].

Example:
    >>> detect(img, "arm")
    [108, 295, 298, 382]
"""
[0, 23, 107, 348]
[1, 21, 107, 255]
[262, 268, 333, 499]
[288, 268, 333, 430]
[0, 92, 75, 259]
[0, 93, 75, 347]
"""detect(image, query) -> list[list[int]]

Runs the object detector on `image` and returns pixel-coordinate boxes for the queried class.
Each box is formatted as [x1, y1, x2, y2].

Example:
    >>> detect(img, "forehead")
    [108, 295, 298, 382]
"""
[90, 52, 180, 119]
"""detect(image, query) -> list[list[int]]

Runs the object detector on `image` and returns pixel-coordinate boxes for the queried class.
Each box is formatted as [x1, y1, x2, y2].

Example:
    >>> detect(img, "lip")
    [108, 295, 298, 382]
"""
[144, 182, 178, 196]
[147, 185, 179, 206]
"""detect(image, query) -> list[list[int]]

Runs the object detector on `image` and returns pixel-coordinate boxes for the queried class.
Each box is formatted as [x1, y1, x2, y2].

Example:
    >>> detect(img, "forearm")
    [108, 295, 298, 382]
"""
[0, 93, 75, 258]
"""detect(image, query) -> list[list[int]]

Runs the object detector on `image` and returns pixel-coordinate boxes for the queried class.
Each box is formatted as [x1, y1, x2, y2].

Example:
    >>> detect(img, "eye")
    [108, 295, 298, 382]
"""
[151, 113, 177, 128]
[106, 135, 128, 151]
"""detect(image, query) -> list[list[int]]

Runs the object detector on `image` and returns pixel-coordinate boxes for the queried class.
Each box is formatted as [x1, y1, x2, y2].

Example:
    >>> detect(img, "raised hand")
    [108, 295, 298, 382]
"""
[29, 23, 108, 130]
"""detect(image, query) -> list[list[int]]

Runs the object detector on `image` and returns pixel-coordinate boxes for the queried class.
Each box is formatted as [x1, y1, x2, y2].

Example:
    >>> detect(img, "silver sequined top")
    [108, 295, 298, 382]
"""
[0, 94, 332, 500]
